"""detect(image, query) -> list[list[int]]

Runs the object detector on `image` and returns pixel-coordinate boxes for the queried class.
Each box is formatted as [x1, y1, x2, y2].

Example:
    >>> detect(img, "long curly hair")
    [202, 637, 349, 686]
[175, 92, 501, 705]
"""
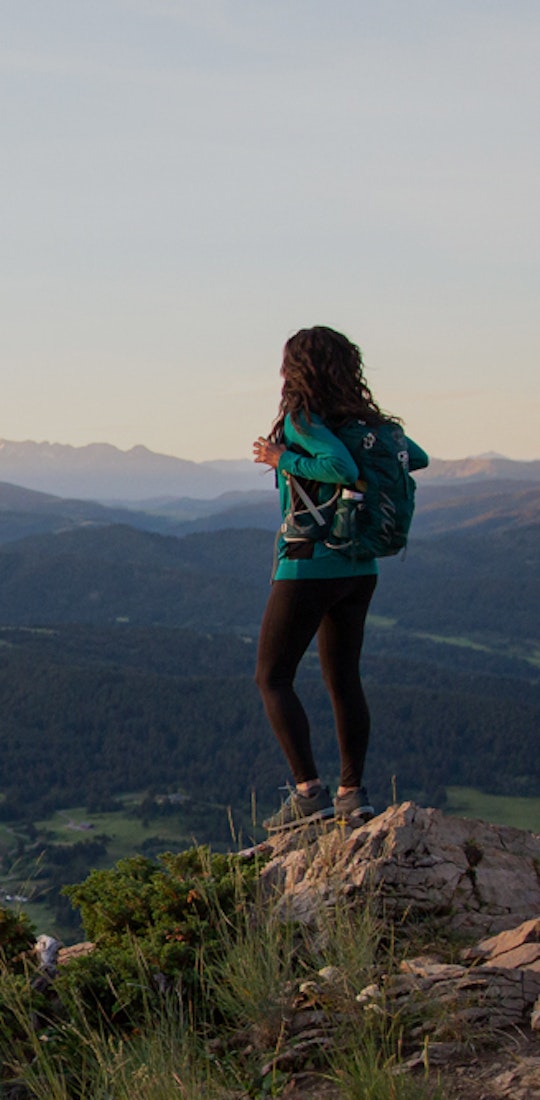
[270, 326, 392, 441]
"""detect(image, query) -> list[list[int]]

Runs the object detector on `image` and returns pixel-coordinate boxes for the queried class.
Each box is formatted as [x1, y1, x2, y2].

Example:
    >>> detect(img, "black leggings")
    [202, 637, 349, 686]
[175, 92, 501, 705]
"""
[255, 574, 377, 788]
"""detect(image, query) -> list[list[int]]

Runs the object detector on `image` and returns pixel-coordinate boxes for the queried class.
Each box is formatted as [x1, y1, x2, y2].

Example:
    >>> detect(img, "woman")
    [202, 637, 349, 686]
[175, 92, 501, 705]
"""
[253, 326, 428, 832]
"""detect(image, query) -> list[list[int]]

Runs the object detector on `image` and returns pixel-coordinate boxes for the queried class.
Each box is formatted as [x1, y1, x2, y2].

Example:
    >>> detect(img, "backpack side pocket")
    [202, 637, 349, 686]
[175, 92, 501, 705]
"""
[325, 488, 373, 559]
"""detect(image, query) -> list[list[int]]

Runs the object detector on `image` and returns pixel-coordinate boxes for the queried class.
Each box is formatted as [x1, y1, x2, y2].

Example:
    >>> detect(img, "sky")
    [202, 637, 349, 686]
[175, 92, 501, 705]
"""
[1, 0, 538, 462]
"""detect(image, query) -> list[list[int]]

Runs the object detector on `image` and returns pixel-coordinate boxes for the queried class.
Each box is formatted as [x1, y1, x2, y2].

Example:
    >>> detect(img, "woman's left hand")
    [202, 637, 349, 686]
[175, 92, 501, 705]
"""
[252, 437, 285, 468]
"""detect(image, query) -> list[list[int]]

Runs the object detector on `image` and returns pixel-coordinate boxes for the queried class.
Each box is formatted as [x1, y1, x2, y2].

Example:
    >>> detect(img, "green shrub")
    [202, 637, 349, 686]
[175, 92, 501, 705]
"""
[0, 905, 35, 962]
[60, 847, 261, 1025]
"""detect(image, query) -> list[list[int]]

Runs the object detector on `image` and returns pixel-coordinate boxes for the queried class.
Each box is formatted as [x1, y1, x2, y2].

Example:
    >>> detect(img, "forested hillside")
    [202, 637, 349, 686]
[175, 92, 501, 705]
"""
[0, 615, 537, 827]
[0, 526, 269, 630]
[0, 520, 537, 642]
[0, 488, 537, 825]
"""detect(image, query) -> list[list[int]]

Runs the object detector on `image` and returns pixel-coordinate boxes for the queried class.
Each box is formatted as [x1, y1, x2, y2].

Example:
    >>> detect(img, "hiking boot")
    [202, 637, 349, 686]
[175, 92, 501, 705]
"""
[263, 785, 334, 833]
[334, 786, 375, 823]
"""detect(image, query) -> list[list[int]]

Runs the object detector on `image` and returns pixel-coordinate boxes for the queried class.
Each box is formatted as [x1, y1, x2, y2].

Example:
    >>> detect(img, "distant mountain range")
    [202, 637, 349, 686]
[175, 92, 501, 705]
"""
[417, 455, 540, 483]
[0, 440, 273, 500]
[0, 439, 538, 501]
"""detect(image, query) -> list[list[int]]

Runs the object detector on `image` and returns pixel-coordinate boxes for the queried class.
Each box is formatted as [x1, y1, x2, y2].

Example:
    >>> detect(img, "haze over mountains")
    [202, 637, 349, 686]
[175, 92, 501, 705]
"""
[0, 472, 539, 550]
[0, 438, 538, 502]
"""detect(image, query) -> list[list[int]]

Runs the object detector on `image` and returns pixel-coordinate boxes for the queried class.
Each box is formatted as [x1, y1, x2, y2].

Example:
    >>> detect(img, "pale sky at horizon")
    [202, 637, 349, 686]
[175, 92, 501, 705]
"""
[2, 0, 538, 462]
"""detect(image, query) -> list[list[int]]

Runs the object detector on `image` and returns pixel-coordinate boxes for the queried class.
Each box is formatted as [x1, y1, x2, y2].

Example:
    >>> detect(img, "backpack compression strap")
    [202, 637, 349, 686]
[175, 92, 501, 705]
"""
[288, 475, 328, 527]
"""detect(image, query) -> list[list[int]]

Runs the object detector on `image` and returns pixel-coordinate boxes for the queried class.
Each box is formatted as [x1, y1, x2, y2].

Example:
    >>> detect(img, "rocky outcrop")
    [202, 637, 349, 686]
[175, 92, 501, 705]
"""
[28, 802, 540, 1098]
[260, 800, 540, 936]
[356, 918, 540, 1037]
[248, 799, 540, 1088]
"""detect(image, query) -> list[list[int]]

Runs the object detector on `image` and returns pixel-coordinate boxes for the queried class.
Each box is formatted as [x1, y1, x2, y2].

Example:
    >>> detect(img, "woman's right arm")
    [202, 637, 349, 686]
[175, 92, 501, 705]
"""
[278, 414, 359, 485]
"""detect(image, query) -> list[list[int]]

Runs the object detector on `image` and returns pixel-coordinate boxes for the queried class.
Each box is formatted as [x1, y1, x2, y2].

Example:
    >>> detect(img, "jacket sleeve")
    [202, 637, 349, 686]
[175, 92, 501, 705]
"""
[277, 413, 359, 484]
[406, 437, 429, 472]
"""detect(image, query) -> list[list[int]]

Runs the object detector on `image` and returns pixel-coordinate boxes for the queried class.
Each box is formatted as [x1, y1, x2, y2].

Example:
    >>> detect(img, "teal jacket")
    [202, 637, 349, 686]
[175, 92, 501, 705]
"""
[273, 412, 429, 581]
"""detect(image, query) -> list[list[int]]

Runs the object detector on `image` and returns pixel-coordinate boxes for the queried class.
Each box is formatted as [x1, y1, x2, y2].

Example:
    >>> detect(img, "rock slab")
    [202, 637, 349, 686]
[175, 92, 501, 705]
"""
[261, 801, 540, 936]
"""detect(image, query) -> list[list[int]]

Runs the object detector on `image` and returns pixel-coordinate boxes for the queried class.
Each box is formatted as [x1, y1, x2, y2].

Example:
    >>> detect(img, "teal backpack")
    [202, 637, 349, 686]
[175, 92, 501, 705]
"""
[325, 420, 417, 559]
